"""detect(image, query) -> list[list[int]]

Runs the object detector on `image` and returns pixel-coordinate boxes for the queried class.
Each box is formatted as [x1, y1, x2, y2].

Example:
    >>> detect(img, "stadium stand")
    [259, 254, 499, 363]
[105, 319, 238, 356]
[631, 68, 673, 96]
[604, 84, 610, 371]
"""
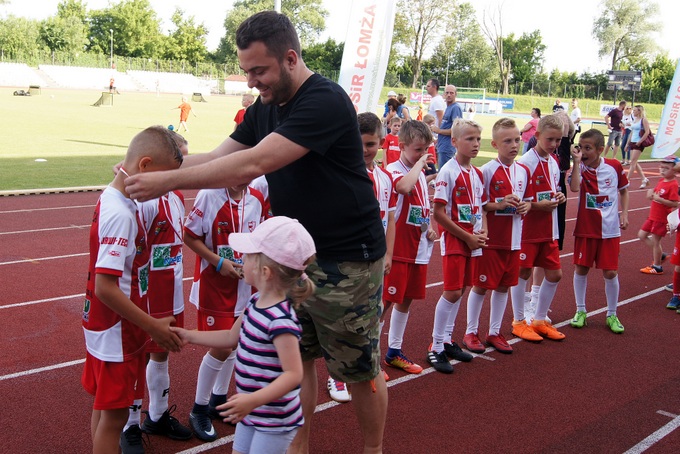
[0, 62, 48, 88]
[128, 70, 213, 97]
[38, 65, 139, 91]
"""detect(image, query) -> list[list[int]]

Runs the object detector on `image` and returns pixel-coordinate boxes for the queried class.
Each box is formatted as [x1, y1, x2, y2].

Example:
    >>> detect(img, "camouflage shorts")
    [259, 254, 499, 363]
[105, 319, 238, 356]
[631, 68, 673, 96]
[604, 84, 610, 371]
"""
[296, 257, 384, 383]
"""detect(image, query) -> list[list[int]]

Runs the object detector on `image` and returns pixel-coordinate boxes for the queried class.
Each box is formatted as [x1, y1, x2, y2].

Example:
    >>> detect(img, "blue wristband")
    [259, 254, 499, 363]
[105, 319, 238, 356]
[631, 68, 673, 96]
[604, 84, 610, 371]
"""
[216, 257, 224, 272]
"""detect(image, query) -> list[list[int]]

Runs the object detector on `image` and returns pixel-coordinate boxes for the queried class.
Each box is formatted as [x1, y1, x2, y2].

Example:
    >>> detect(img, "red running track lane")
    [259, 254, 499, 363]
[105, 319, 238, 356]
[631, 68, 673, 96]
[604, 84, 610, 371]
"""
[2, 165, 680, 453]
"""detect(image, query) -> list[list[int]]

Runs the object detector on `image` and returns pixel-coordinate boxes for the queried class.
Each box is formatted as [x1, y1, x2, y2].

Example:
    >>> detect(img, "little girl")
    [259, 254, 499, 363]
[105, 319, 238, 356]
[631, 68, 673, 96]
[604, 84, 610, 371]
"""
[173, 216, 316, 454]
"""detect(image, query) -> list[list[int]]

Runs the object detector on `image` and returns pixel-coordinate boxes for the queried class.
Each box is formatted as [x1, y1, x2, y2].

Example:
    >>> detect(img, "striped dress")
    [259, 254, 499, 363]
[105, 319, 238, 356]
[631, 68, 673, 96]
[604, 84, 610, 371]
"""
[235, 295, 304, 431]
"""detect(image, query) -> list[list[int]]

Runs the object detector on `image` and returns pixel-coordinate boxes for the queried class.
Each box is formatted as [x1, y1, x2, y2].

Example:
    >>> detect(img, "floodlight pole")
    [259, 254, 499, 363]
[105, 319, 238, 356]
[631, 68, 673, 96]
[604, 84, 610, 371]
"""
[109, 29, 114, 69]
[275, 0, 281, 12]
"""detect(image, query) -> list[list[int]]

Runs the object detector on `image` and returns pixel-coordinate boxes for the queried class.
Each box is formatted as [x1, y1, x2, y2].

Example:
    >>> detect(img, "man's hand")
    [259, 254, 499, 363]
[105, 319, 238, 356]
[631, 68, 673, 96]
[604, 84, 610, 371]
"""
[124, 172, 172, 202]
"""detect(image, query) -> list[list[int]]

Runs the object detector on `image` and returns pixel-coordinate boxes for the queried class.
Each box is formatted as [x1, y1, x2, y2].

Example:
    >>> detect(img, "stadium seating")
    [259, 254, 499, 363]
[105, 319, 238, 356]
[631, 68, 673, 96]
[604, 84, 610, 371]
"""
[0, 62, 48, 88]
[38, 65, 139, 91]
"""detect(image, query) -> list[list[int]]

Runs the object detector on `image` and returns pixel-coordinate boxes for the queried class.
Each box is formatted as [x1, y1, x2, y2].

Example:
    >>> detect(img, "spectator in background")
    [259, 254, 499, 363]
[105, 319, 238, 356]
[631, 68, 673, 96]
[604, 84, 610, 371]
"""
[233, 93, 255, 131]
[604, 100, 626, 159]
[426, 78, 445, 127]
[384, 97, 402, 134]
[520, 108, 541, 154]
[430, 85, 462, 168]
[621, 105, 634, 165]
[397, 93, 412, 121]
[570, 99, 582, 140]
[383, 90, 399, 120]
[552, 99, 565, 113]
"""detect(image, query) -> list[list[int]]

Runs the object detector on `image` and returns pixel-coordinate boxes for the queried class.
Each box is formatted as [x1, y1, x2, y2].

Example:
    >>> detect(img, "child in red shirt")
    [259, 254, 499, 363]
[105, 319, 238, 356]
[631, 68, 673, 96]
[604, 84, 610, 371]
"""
[382, 116, 402, 168]
[638, 157, 679, 274]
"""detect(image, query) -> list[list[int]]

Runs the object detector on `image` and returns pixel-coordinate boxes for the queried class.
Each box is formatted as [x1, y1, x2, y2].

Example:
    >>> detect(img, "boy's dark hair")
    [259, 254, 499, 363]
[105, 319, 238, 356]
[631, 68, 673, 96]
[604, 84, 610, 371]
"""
[399, 120, 433, 145]
[428, 78, 440, 90]
[580, 128, 605, 149]
[357, 112, 382, 137]
[236, 11, 301, 61]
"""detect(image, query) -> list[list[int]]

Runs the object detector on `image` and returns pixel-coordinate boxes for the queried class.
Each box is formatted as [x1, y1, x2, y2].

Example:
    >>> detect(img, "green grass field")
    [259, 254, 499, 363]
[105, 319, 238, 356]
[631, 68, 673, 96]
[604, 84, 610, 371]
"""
[0, 87, 661, 191]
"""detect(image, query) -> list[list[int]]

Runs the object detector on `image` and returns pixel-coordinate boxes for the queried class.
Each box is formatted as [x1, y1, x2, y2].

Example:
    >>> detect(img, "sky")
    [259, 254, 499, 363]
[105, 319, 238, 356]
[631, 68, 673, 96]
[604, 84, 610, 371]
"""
[2, 0, 679, 74]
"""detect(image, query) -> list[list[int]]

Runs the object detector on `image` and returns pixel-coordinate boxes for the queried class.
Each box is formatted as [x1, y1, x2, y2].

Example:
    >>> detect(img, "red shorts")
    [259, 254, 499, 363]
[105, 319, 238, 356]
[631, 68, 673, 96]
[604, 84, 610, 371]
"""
[383, 261, 428, 303]
[671, 233, 680, 266]
[146, 312, 184, 353]
[640, 218, 668, 237]
[573, 237, 620, 270]
[82, 352, 146, 411]
[442, 254, 476, 291]
[474, 249, 520, 289]
[197, 309, 238, 331]
[519, 240, 561, 270]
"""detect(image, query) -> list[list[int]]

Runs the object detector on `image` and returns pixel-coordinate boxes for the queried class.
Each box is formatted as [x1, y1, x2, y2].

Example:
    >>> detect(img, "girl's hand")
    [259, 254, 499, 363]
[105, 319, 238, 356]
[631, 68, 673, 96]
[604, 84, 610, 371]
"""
[169, 326, 192, 346]
[218, 393, 258, 425]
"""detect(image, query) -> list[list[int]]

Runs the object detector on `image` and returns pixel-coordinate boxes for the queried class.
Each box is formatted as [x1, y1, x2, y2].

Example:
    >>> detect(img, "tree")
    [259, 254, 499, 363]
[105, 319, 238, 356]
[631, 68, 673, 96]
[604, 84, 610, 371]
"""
[480, 3, 511, 94]
[88, 0, 164, 58]
[40, 15, 89, 54]
[592, 0, 661, 70]
[424, 2, 496, 89]
[164, 8, 209, 64]
[394, 0, 453, 88]
[0, 16, 43, 58]
[505, 31, 546, 86]
[302, 38, 343, 77]
[216, 0, 327, 64]
[57, 0, 87, 22]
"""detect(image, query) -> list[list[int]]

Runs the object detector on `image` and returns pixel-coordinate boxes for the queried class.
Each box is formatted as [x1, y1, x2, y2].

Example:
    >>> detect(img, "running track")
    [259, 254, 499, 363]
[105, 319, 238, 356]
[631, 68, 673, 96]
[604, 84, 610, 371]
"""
[2, 163, 680, 453]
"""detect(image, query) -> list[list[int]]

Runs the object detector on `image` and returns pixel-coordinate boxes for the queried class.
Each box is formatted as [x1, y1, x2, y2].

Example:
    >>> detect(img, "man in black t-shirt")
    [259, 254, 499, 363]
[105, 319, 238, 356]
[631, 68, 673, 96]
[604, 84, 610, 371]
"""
[125, 11, 387, 453]
[604, 100, 627, 158]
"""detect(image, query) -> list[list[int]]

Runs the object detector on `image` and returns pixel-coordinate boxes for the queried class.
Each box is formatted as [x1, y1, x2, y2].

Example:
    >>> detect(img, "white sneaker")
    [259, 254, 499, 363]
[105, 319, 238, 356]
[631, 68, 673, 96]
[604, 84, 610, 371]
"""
[327, 376, 351, 403]
[640, 178, 650, 189]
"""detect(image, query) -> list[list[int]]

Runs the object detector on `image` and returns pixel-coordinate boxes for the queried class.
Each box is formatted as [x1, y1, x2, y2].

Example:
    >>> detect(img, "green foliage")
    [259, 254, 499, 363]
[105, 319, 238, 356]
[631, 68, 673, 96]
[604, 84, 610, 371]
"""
[57, 0, 88, 22]
[40, 15, 89, 54]
[164, 8, 209, 64]
[505, 30, 545, 84]
[302, 38, 343, 76]
[0, 15, 43, 58]
[592, 0, 661, 70]
[216, 0, 327, 65]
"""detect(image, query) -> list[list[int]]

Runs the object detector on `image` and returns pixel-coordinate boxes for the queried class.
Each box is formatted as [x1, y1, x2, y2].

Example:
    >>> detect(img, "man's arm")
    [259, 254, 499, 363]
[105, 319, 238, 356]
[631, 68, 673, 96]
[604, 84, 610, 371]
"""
[125, 133, 309, 201]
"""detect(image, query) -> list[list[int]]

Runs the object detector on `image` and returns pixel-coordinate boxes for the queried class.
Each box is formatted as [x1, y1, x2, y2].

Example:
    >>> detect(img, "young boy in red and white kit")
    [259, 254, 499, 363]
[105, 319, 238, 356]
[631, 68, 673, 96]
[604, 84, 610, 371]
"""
[383, 120, 438, 374]
[82, 126, 184, 454]
[638, 157, 679, 275]
[184, 182, 267, 441]
[382, 116, 402, 168]
[120, 132, 192, 449]
[233, 93, 255, 131]
[463, 118, 533, 356]
[325, 112, 398, 402]
[427, 118, 486, 373]
[509, 115, 567, 342]
[569, 129, 629, 333]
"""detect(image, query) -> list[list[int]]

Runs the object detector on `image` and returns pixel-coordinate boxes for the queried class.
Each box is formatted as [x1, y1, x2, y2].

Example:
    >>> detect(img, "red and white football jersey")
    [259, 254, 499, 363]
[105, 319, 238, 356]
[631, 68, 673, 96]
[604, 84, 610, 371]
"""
[382, 134, 400, 168]
[573, 157, 629, 239]
[519, 149, 561, 242]
[387, 160, 434, 264]
[137, 191, 185, 318]
[82, 187, 149, 362]
[367, 165, 396, 234]
[185, 187, 266, 317]
[481, 160, 534, 250]
[433, 159, 486, 256]
[649, 179, 679, 222]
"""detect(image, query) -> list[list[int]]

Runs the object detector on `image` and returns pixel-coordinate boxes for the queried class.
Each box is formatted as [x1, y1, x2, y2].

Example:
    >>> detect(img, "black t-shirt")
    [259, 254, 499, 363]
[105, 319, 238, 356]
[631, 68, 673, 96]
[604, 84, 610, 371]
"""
[231, 74, 386, 262]
[607, 107, 623, 130]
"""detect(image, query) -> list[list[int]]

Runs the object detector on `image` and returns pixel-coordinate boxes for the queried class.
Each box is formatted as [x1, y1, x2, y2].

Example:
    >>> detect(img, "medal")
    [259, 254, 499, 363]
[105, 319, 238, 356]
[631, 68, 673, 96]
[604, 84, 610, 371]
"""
[420, 222, 428, 232]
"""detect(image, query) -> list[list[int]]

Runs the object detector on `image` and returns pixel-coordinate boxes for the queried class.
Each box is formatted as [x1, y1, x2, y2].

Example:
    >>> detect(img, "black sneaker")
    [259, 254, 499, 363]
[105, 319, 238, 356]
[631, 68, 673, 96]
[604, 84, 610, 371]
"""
[427, 349, 454, 374]
[120, 425, 146, 454]
[189, 410, 218, 442]
[141, 405, 192, 441]
[444, 342, 474, 362]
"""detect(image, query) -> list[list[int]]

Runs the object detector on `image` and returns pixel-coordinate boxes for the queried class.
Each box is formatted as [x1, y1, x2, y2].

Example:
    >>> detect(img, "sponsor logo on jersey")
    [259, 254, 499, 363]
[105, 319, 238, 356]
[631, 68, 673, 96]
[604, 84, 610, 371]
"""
[248, 220, 257, 232]
[586, 193, 612, 209]
[154, 220, 167, 236]
[138, 263, 149, 296]
[82, 298, 91, 322]
[101, 236, 128, 247]
[151, 244, 182, 270]
[108, 250, 121, 257]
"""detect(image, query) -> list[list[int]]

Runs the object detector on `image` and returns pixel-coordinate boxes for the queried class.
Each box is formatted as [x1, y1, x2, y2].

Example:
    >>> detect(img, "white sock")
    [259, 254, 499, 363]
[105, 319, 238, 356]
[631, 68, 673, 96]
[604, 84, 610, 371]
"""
[465, 291, 485, 335]
[510, 277, 528, 321]
[195, 352, 226, 406]
[432, 296, 454, 353]
[124, 398, 143, 431]
[444, 297, 462, 340]
[388, 308, 410, 350]
[212, 350, 237, 395]
[535, 279, 559, 321]
[605, 276, 620, 316]
[530, 284, 540, 306]
[488, 291, 508, 336]
[146, 359, 170, 421]
[574, 273, 587, 312]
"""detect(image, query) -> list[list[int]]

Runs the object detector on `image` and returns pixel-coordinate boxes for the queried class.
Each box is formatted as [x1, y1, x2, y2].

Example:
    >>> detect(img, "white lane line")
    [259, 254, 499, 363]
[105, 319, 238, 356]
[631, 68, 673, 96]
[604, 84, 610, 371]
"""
[623, 411, 680, 453]
[0, 225, 90, 236]
[0, 277, 195, 309]
[0, 252, 88, 266]
[0, 359, 85, 382]
[657, 410, 679, 418]
[0, 205, 94, 214]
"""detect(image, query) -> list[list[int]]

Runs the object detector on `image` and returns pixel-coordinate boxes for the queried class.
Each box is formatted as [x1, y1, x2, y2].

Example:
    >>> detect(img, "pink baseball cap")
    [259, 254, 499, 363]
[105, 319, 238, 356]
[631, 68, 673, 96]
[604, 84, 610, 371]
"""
[228, 216, 316, 270]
